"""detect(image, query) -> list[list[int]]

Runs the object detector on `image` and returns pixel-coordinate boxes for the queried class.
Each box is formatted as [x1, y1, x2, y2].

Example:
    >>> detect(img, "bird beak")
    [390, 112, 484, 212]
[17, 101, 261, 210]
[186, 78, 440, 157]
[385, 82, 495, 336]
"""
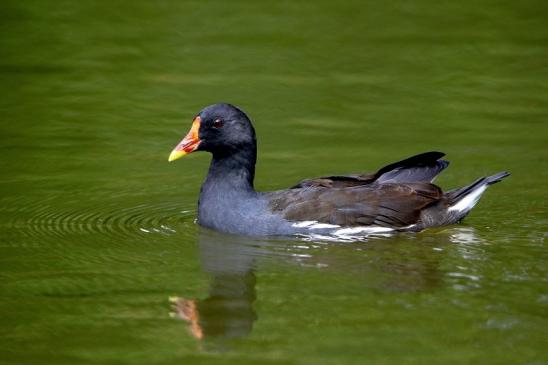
[168, 117, 202, 162]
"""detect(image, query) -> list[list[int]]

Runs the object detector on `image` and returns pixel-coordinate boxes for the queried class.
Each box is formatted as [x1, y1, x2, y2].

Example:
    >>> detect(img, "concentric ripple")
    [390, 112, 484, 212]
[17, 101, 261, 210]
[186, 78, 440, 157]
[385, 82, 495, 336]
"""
[1, 196, 195, 240]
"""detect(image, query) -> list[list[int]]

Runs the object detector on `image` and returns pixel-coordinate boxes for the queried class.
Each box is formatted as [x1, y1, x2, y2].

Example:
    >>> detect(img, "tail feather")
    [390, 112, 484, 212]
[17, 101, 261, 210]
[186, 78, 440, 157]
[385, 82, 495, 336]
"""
[484, 171, 511, 185]
[446, 171, 510, 204]
[417, 171, 510, 229]
[446, 171, 510, 218]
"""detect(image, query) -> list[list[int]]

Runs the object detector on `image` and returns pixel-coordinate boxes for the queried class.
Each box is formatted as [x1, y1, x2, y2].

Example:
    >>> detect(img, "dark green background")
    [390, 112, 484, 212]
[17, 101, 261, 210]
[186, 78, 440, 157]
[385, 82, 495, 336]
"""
[1, 1, 547, 364]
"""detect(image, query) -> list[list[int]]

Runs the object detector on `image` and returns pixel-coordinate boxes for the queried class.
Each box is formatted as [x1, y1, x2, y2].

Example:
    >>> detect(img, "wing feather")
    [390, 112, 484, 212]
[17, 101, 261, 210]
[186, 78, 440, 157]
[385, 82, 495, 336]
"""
[269, 182, 442, 228]
[291, 151, 449, 189]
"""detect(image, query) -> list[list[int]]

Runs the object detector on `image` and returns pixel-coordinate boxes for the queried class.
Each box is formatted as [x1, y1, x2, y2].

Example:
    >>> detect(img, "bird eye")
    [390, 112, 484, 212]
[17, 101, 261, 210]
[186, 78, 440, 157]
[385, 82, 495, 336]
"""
[213, 119, 223, 128]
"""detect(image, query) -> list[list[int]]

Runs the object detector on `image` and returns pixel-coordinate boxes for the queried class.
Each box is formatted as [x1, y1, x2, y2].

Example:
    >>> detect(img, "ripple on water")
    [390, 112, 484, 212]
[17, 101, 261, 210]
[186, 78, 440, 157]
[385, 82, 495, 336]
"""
[1, 195, 195, 242]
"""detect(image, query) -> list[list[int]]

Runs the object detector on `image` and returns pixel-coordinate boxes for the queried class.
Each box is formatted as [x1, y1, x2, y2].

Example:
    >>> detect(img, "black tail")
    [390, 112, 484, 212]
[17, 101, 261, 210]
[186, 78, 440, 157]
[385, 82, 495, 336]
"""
[484, 171, 511, 185]
[444, 171, 510, 223]
[447, 171, 510, 204]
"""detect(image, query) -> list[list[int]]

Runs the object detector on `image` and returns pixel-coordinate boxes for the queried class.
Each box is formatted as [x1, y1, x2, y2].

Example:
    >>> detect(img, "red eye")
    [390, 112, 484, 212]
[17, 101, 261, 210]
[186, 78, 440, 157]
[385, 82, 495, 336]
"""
[213, 119, 223, 128]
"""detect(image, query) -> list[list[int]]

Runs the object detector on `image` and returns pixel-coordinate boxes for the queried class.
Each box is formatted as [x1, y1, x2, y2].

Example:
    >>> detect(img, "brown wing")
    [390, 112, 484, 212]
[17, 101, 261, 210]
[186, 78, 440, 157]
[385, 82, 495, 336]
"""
[269, 182, 443, 228]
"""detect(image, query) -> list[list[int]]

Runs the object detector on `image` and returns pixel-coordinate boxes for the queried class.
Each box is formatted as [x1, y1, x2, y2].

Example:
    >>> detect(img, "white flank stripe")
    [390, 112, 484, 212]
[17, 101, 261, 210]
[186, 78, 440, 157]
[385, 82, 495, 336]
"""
[402, 224, 417, 230]
[448, 185, 487, 212]
[292, 220, 340, 229]
[334, 226, 394, 235]
[293, 221, 398, 240]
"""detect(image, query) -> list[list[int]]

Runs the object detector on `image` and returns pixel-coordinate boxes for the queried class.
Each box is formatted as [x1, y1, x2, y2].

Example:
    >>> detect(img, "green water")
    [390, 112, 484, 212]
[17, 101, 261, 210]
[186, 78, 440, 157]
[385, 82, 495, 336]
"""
[1, 1, 547, 364]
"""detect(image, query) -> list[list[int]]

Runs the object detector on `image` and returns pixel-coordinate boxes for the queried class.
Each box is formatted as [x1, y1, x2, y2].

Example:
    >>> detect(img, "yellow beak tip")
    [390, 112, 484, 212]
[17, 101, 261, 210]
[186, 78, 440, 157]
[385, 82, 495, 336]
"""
[168, 150, 187, 162]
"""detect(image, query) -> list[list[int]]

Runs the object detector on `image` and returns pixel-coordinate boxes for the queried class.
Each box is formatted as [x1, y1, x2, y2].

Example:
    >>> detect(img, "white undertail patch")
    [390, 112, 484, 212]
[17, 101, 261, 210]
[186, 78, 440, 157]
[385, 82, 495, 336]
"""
[448, 185, 487, 213]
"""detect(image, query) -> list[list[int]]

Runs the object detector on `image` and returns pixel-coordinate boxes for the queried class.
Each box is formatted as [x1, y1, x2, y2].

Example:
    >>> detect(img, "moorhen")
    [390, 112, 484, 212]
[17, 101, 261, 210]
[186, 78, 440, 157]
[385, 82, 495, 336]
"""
[168, 103, 509, 237]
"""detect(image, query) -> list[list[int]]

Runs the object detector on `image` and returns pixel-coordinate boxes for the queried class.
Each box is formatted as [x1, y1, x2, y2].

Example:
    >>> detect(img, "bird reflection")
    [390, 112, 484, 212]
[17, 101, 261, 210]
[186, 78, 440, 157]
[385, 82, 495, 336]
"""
[171, 230, 261, 341]
[171, 225, 485, 342]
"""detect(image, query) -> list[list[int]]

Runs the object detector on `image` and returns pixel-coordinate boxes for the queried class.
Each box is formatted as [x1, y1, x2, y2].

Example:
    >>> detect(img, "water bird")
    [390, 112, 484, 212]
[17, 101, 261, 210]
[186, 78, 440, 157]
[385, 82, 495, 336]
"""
[168, 103, 509, 238]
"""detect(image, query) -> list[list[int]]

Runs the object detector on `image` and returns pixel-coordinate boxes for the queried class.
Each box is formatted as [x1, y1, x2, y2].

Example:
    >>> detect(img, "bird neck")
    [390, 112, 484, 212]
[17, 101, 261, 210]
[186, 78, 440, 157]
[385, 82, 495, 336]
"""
[204, 147, 257, 193]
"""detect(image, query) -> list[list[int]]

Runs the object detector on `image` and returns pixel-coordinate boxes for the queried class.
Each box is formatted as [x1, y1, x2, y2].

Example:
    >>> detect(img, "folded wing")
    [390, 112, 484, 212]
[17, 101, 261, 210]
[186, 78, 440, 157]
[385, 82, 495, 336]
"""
[292, 151, 449, 189]
[269, 182, 443, 228]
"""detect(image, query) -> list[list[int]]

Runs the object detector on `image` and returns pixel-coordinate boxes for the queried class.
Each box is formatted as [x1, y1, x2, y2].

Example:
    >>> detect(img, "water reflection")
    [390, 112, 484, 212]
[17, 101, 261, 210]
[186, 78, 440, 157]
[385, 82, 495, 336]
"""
[171, 225, 487, 343]
[170, 272, 256, 341]
[171, 230, 261, 342]
[446, 227, 486, 245]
